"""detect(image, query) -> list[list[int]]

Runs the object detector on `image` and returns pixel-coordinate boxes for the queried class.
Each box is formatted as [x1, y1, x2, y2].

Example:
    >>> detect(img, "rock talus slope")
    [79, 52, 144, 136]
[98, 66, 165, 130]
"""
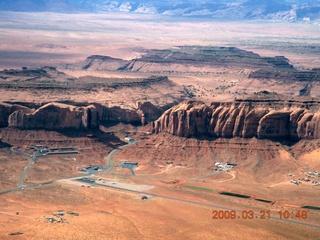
[152, 100, 320, 140]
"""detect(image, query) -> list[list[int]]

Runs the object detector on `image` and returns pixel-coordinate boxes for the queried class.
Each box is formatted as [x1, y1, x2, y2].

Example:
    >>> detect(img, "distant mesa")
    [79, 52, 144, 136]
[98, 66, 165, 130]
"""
[35, 44, 68, 49]
[82, 55, 129, 71]
[73, 46, 287, 73]
[249, 68, 320, 83]
[71, 46, 319, 85]
[0, 66, 75, 83]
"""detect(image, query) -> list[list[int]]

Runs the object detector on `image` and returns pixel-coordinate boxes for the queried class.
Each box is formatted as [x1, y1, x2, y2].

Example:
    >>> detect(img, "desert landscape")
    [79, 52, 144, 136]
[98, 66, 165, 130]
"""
[0, 3, 320, 239]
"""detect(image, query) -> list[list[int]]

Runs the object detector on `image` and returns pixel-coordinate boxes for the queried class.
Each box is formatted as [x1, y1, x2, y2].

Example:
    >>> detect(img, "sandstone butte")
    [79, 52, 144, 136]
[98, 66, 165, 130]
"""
[152, 100, 320, 141]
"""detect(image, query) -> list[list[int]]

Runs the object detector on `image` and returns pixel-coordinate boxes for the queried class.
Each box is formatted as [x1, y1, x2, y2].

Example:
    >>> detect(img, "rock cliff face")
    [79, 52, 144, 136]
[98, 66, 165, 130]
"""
[8, 103, 87, 129]
[0, 103, 32, 127]
[152, 100, 320, 141]
[4, 100, 164, 130]
[137, 101, 164, 126]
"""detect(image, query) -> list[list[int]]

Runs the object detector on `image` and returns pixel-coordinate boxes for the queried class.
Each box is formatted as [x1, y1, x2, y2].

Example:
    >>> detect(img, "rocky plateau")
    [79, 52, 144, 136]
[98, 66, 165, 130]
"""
[72, 46, 295, 74]
[71, 46, 320, 98]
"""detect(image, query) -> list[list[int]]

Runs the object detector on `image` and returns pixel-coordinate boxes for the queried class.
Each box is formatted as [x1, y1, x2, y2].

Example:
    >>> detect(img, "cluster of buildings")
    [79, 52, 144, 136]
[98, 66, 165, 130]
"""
[77, 165, 104, 173]
[45, 211, 79, 224]
[290, 179, 319, 186]
[120, 161, 139, 168]
[30, 145, 79, 155]
[308, 171, 320, 178]
[120, 160, 139, 176]
[214, 162, 237, 172]
[289, 171, 319, 186]
[308, 173, 320, 186]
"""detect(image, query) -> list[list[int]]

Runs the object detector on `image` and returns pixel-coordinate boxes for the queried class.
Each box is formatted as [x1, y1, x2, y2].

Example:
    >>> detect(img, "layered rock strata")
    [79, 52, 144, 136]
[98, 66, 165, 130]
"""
[152, 100, 320, 140]
[1, 101, 164, 130]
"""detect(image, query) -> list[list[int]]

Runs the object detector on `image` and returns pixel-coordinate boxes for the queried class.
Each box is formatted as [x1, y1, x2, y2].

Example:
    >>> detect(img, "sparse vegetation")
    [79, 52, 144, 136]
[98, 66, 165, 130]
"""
[183, 186, 217, 192]
[255, 198, 273, 203]
[98, 210, 112, 214]
[219, 192, 251, 199]
[301, 206, 320, 210]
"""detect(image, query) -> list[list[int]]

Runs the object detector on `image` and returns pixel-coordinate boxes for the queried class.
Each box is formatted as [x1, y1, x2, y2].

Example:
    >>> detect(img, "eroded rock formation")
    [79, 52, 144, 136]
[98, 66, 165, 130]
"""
[152, 100, 320, 140]
[8, 103, 86, 129]
[0, 103, 32, 127]
[4, 100, 164, 130]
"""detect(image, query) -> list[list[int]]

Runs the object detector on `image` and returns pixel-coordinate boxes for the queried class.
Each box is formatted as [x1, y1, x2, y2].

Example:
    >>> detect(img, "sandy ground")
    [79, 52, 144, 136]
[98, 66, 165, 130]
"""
[1, 182, 320, 240]
[1, 131, 320, 239]
[112, 134, 320, 208]
[59, 178, 154, 192]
